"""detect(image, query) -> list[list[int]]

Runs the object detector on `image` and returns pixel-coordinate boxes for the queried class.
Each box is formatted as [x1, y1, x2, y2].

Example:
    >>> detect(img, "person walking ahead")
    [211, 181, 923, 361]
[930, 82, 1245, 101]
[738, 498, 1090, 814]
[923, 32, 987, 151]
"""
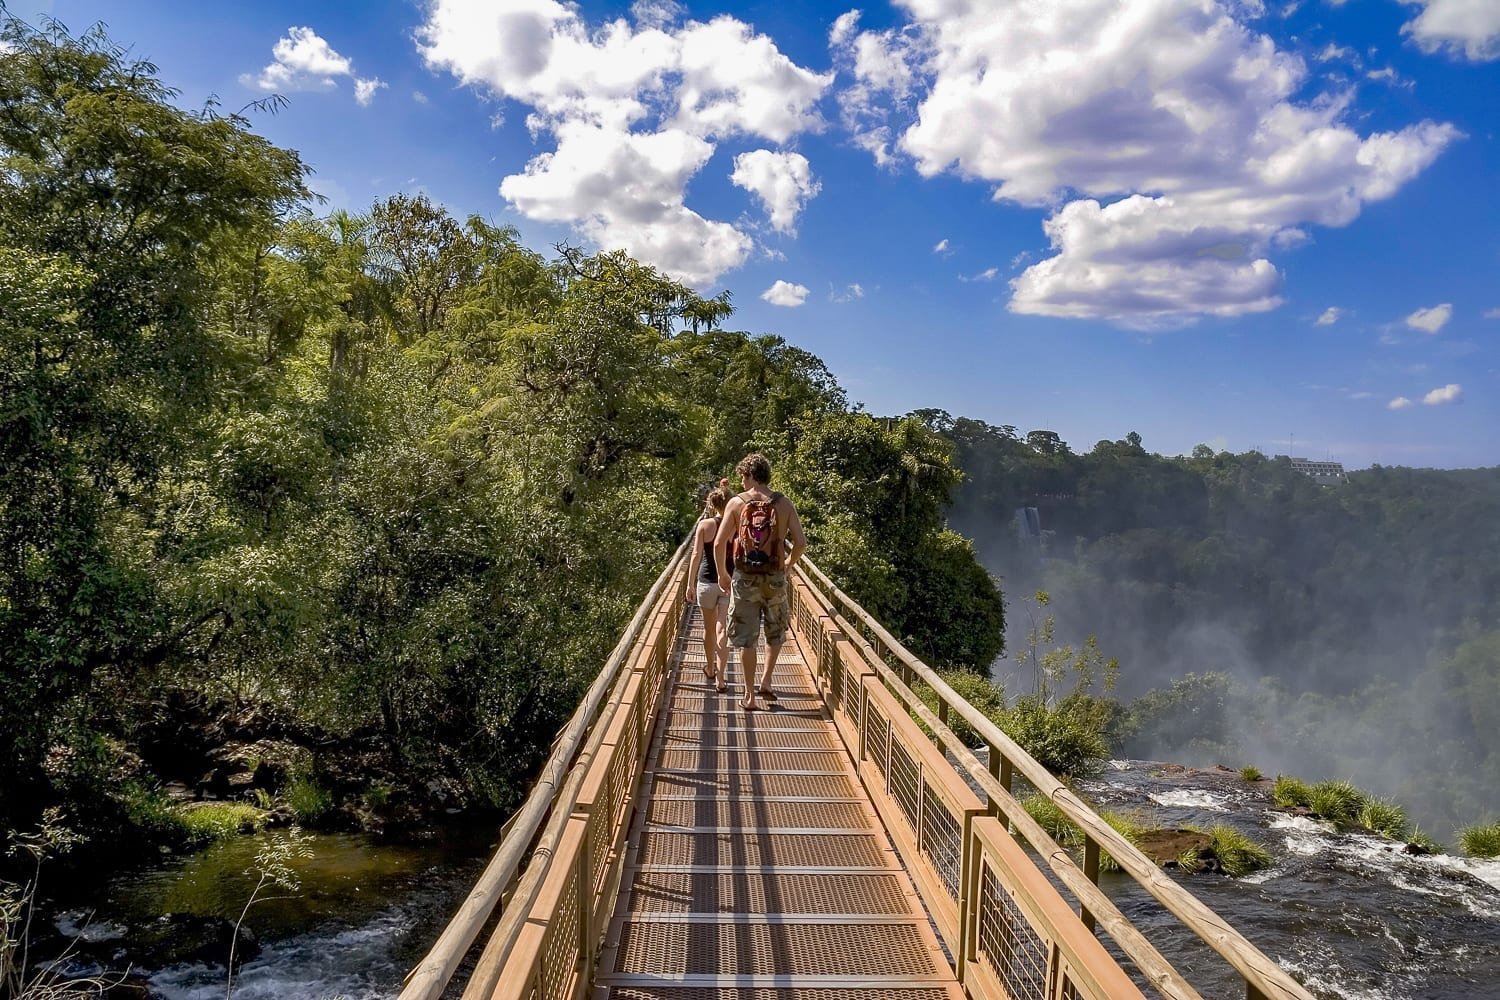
[714, 453, 807, 711]
[685, 478, 732, 693]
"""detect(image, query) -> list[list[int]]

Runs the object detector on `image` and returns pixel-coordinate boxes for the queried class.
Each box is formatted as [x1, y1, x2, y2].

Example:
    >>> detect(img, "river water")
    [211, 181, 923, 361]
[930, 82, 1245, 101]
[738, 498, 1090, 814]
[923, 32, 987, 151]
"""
[56, 830, 490, 1000]
[1079, 760, 1500, 999]
[57, 762, 1500, 999]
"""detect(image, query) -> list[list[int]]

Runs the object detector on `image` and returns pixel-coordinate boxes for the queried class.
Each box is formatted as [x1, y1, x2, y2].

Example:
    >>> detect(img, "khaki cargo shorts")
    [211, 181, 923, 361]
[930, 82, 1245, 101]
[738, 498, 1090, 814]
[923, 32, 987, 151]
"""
[728, 571, 790, 648]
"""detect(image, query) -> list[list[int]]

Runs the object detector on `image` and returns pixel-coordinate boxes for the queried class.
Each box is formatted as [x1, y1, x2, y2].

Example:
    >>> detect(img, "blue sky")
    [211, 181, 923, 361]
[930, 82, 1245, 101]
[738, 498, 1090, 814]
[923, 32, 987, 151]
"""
[18, 0, 1500, 467]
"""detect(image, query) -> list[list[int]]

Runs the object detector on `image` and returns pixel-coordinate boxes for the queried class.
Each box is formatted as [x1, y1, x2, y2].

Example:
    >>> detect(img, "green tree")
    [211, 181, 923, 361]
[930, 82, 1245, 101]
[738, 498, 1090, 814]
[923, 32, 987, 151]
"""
[0, 16, 309, 824]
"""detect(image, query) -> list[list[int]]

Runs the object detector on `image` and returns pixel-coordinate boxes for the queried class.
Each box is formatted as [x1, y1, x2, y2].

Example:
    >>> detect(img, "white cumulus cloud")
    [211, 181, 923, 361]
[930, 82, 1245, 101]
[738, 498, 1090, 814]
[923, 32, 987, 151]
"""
[1401, 0, 1500, 61]
[831, 282, 865, 303]
[354, 77, 387, 106]
[829, 0, 1459, 326]
[761, 280, 810, 307]
[731, 150, 821, 233]
[244, 26, 354, 92]
[500, 121, 751, 288]
[933, 238, 950, 254]
[1388, 396, 1414, 410]
[1406, 302, 1453, 333]
[1316, 306, 1343, 326]
[417, 0, 832, 287]
[1423, 383, 1462, 405]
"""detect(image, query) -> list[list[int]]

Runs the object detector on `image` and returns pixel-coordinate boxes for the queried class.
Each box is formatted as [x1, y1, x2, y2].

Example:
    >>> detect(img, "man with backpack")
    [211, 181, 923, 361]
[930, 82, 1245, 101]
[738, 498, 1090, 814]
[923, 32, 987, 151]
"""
[714, 453, 807, 711]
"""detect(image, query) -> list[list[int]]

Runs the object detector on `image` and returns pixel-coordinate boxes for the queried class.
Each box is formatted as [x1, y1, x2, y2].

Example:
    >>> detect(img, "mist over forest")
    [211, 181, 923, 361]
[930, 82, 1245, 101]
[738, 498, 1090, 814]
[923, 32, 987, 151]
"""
[925, 412, 1500, 839]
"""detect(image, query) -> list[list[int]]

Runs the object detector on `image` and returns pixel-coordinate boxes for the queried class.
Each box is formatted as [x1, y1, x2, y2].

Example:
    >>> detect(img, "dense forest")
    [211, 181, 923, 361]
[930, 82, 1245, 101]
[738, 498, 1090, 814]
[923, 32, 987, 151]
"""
[0, 18, 1004, 864]
[927, 413, 1500, 838]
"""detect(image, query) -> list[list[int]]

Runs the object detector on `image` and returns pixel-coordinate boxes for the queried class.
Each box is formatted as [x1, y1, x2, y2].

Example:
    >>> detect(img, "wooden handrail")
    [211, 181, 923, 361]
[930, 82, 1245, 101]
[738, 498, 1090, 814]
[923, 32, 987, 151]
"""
[798, 558, 1314, 1000]
[399, 536, 691, 1000]
[828, 590, 1200, 1000]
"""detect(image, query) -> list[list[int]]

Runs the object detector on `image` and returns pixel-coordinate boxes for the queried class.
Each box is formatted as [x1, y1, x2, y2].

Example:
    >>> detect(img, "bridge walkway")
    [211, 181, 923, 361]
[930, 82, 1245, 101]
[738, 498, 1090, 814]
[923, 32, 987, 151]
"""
[401, 548, 1317, 1000]
[592, 609, 962, 1000]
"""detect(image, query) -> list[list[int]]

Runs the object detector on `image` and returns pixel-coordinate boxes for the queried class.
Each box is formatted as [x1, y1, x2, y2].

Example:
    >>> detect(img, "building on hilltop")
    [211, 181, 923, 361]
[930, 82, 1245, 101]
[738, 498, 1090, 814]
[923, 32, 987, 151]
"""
[1276, 455, 1348, 486]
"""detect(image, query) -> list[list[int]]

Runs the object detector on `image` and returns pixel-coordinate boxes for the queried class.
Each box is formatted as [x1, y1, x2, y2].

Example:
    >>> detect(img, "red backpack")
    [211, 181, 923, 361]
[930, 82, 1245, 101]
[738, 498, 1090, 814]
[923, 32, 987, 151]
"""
[733, 493, 782, 573]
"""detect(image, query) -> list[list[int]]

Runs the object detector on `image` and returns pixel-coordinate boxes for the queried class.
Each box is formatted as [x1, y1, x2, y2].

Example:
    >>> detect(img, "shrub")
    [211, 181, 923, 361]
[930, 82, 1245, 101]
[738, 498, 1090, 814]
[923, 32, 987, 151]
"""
[1239, 765, 1262, 782]
[1459, 821, 1500, 859]
[286, 777, 334, 822]
[177, 803, 263, 844]
[1308, 780, 1366, 828]
[1181, 824, 1272, 878]
[1002, 696, 1110, 777]
[1271, 775, 1311, 809]
[1357, 799, 1409, 840]
[912, 672, 1005, 748]
[364, 782, 393, 808]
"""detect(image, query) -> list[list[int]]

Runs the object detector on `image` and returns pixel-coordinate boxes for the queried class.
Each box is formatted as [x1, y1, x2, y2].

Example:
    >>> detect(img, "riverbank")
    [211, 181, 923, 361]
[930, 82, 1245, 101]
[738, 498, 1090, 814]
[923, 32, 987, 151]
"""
[36, 827, 493, 1000]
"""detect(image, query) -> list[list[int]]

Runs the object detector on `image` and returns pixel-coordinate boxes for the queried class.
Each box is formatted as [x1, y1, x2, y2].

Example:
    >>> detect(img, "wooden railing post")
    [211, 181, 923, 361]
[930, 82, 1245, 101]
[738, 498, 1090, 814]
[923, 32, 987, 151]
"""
[1082, 836, 1100, 932]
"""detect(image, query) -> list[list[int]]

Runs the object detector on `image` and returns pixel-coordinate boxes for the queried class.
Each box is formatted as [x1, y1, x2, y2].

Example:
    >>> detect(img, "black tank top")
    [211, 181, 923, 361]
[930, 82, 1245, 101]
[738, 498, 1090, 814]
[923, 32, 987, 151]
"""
[698, 518, 720, 584]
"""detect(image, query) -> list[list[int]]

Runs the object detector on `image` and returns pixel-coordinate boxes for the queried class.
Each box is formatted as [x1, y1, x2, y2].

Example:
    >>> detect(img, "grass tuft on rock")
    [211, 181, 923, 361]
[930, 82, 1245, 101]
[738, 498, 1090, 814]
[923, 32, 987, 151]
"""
[1181, 824, 1272, 878]
[1357, 798, 1409, 840]
[1307, 780, 1366, 828]
[1458, 821, 1500, 859]
[1017, 794, 1142, 871]
[1271, 775, 1311, 810]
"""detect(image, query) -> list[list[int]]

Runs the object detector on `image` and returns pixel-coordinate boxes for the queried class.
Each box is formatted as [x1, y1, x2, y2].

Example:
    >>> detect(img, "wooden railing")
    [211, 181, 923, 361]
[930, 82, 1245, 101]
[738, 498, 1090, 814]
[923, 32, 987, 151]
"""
[398, 536, 690, 1000]
[792, 558, 1315, 1000]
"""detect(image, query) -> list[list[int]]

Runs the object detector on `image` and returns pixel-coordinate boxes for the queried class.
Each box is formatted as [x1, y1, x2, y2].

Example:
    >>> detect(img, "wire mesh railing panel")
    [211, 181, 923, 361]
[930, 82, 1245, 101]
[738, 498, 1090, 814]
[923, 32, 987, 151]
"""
[840, 650, 861, 732]
[865, 702, 891, 788]
[976, 864, 1051, 1000]
[920, 778, 963, 901]
[539, 859, 583, 1000]
[889, 740, 922, 835]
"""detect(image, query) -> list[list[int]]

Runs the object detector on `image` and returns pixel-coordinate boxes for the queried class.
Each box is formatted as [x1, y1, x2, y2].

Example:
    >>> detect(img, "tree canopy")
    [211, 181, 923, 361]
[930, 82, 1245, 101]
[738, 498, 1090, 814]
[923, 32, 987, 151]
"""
[0, 16, 1003, 847]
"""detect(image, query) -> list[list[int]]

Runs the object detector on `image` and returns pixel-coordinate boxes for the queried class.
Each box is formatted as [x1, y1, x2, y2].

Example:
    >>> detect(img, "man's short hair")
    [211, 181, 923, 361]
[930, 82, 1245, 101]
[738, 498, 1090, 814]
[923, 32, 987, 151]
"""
[736, 452, 772, 485]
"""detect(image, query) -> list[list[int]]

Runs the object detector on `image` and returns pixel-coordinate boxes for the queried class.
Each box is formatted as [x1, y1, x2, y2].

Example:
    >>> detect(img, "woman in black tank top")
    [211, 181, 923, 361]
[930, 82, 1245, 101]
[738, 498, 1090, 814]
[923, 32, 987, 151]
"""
[685, 478, 732, 692]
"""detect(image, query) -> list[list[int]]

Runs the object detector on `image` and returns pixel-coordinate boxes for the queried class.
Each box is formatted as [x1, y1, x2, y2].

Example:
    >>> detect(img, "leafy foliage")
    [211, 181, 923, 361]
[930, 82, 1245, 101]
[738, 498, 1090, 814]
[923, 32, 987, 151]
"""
[911, 672, 1006, 749]
[1002, 697, 1112, 777]
[0, 16, 1005, 848]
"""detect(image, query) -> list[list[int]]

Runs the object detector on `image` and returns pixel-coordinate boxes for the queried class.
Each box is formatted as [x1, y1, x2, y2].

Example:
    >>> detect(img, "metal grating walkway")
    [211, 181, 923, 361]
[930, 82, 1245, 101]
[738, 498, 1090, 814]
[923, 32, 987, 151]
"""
[593, 611, 964, 1000]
